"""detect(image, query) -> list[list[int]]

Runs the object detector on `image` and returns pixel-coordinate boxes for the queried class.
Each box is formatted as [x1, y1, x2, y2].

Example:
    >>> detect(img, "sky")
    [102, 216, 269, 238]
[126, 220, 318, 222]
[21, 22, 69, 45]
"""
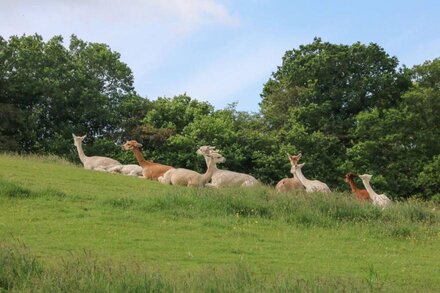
[1, 0, 440, 112]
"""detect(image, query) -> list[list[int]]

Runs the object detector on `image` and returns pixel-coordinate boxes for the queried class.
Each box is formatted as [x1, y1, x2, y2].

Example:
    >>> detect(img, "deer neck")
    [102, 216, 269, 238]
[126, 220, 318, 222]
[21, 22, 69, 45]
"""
[361, 179, 375, 197]
[294, 167, 308, 185]
[203, 155, 218, 172]
[131, 147, 147, 166]
[201, 156, 216, 184]
[75, 142, 88, 164]
[347, 178, 359, 193]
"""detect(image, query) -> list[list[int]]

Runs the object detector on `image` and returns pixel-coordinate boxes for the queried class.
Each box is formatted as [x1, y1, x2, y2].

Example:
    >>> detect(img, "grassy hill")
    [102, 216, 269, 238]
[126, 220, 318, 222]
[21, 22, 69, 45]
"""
[1, 153, 439, 292]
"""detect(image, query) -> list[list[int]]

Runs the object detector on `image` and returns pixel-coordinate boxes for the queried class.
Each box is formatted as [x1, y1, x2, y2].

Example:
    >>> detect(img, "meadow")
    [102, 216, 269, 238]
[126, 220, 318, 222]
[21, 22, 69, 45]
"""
[0, 153, 439, 292]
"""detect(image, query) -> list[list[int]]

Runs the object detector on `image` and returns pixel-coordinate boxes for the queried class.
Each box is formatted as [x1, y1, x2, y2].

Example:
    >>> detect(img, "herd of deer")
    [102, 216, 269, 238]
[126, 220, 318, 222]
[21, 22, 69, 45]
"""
[72, 134, 392, 208]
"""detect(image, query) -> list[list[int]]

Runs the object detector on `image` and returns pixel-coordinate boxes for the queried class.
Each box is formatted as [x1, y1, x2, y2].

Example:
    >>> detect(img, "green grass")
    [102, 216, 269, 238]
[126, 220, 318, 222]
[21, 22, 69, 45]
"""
[0, 153, 439, 292]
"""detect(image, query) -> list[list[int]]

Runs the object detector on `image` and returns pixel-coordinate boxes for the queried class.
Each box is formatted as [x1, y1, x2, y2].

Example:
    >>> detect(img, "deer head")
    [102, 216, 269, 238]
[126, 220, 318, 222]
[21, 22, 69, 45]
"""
[207, 149, 226, 164]
[196, 145, 216, 156]
[290, 162, 305, 174]
[72, 133, 86, 147]
[122, 140, 143, 150]
[358, 174, 372, 181]
[344, 172, 357, 183]
[287, 152, 302, 166]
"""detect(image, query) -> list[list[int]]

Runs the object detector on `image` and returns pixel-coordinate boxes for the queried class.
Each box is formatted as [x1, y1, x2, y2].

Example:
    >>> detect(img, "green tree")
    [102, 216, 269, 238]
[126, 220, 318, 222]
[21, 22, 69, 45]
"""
[260, 37, 410, 134]
[0, 34, 139, 157]
[347, 59, 440, 198]
[143, 94, 213, 133]
[259, 38, 411, 190]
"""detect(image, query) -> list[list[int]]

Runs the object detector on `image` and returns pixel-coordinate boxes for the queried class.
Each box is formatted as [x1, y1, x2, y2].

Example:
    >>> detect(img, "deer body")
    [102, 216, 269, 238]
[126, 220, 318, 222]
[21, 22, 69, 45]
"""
[108, 164, 143, 176]
[158, 147, 225, 187]
[276, 153, 305, 192]
[208, 169, 259, 187]
[359, 174, 392, 208]
[122, 140, 174, 180]
[275, 177, 304, 193]
[72, 134, 122, 171]
[291, 163, 331, 193]
[196, 146, 258, 187]
[344, 172, 370, 201]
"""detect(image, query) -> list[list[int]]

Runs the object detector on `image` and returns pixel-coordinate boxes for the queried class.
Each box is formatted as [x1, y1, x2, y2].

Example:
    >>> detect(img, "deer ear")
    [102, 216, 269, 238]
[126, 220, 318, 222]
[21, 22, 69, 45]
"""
[297, 152, 302, 158]
[81, 135, 86, 140]
[72, 133, 76, 138]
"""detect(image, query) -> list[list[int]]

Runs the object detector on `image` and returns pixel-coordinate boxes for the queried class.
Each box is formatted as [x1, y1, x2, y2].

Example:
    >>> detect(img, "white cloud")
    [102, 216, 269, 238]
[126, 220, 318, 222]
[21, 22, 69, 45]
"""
[0, 0, 238, 37]
[171, 38, 296, 109]
[0, 0, 239, 98]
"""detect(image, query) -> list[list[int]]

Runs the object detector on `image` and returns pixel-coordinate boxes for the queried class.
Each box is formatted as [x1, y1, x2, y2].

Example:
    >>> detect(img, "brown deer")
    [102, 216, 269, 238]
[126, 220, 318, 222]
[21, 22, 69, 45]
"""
[276, 153, 305, 192]
[344, 172, 370, 202]
[122, 140, 174, 180]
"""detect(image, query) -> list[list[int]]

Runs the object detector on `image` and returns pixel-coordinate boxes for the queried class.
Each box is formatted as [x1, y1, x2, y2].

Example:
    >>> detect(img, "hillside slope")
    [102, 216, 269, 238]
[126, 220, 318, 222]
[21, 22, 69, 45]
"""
[0, 154, 439, 291]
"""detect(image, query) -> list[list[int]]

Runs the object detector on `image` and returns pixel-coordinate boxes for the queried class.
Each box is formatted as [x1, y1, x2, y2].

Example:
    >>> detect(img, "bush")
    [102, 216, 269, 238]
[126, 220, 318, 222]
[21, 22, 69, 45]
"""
[417, 155, 440, 199]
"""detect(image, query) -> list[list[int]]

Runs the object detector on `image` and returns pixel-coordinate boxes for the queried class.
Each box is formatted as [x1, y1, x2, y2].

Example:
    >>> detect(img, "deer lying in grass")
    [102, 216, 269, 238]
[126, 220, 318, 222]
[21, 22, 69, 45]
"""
[276, 153, 305, 192]
[108, 164, 143, 177]
[122, 140, 174, 180]
[72, 134, 122, 171]
[344, 172, 370, 202]
[291, 163, 331, 193]
[196, 146, 259, 187]
[158, 147, 225, 187]
[358, 174, 392, 208]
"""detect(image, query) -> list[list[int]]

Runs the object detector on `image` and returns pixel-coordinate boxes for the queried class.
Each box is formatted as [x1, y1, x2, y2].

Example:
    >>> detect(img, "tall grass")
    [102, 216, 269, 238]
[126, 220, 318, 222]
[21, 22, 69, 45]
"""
[0, 179, 66, 199]
[0, 242, 386, 292]
[101, 186, 439, 238]
[0, 152, 74, 166]
[2, 176, 438, 240]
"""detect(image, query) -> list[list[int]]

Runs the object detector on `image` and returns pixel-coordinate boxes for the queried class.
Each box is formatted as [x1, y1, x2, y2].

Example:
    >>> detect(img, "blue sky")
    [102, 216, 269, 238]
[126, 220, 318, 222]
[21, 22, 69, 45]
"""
[1, 0, 439, 112]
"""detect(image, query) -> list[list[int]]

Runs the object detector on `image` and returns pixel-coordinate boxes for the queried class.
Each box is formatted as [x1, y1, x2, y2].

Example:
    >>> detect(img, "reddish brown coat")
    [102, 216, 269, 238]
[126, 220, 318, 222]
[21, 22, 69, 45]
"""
[344, 172, 370, 201]
[122, 140, 174, 180]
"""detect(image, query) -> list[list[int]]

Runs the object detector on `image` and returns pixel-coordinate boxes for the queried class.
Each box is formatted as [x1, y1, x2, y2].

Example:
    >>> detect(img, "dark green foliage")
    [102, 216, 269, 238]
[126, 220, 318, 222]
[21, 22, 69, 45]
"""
[417, 155, 440, 199]
[260, 37, 410, 130]
[0, 34, 144, 157]
[347, 59, 440, 198]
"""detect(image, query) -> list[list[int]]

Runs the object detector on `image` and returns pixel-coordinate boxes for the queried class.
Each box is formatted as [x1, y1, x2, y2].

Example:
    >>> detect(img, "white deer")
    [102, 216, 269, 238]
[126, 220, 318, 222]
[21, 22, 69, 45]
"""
[197, 146, 259, 187]
[72, 134, 122, 171]
[108, 164, 143, 176]
[276, 153, 305, 192]
[358, 174, 392, 208]
[291, 163, 331, 193]
[158, 147, 225, 187]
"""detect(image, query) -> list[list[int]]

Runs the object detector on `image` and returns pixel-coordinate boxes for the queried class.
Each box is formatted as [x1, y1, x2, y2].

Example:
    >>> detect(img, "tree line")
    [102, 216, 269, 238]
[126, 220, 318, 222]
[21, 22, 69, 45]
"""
[1, 35, 438, 200]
